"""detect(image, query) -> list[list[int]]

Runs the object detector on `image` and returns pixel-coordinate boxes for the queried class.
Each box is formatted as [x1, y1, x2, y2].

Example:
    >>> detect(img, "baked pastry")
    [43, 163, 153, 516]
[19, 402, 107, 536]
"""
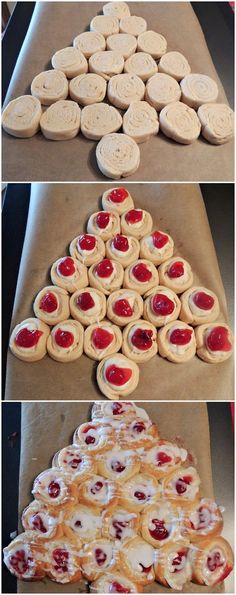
[107, 289, 144, 327]
[141, 501, 182, 548]
[90, 15, 119, 38]
[70, 287, 106, 326]
[119, 16, 147, 37]
[33, 285, 70, 325]
[102, 187, 134, 215]
[9, 317, 50, 362]
[107, 73, 145, 109]
[32, 468, 77, 509]
[91, 401, 150, 423]
[195, 323, 233, 363]
[63, 504, 102, 543]
[73, 31, 106, 58]
[117, 417, 159, 449]
[158, 321, 196, 363]
[69, 73, 107, 105]
[106, 233, 140, 266]
[198, 103, 234, 145]
[73, 421, 115, 453]
[107, 33, 137, 58]
[97, 354, 139, 399]
[69, 233, 105, 266]
[180, 73, 218, 109]
[119, 536, 155, 585]
[121, 209, 152, 239]
[191, 536, 234, 586]
[50, 256, 88, 292]
[40, 100, 81, 140]
[159, 101, 201, 144]
[2, 95, 42, 138]
[119, 473, 161, 512]
[84, 321, 122, 360]
[124, 52, 158, 82]
[81, 538, 119, 581]
[81, 102, 122, 140]
[137, 30, 167, 58]
[96, 133, 140, 179]
[182, 498, 223, 542]
[53, 445, 96, 482]
[145, 73, 181, 111]
[122, 319, 158, 362]
[102, 506, 140, 541]
[154, 542, 192, 589]
[123, 100, 159, 143]
[123, 260, 159, 295]
[143, 286, 181, 327]
[90, 572, 142, 593]
[158, 256, 194, 293]
[103, 2, 131, 18]
[97, 447, 141, 482]
[31, 70, 68, 105]
[88, 258, 124, 295]
[78, 475, 118, 509]
[89, 51, 124, 80]
[47, 319, 84, 362]
[22, 500, 63, 539]
[142, 439, 188, 479]
[45, 538, 82, 583]
[158, 51, 191, 81]
[87, 210, 120, 241]
[140, 230, 174, 265]
[162, 466, 200, 505]
[3, 532, 46, 580]
[51, 47, 88, 78]
[180, 286, 220, 326]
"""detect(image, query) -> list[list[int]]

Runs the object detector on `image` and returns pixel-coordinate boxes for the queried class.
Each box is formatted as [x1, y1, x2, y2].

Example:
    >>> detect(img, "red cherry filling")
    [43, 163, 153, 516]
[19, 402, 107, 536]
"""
[109, 187, 129, 203]
[53, 548, 69, 573]
[48, 481, 60, 498]
[156, 451, 172, 466]
[149, 519, 169, 541]
[169, 328, 192, 345]
[109, 581, 130, 593]
[91, 481, 103, 494]
[111, 460, 126, 473]
[68, 457, 82, 469]
[113, 234, 129, 252]
[55, 328, 74, 348]
[78, 234, 96, 251]
[77, 291, 95, 311]
[9, 549, 31, 575]
[175, 476, 192, 495]
[75, 519, 82, 527]
[105, 364, 132, 386]
[152, 293, 175, 316]
[132, 263, 152, 282]
[207, 551, 223, 572]
[206, 326, 231, 352]
[140, 563, 153, 574]
[133, 421, 145, 433]
[112, 520, 129, 539]
[58, 257, 75, 277]
[172, 550, 187, 573]
[134, 490, 146, 501]
[40, 292, 58, 313]
[125, 209, 143, 224]
[82, 425, 96, 444]
[95, 548, 107, 566]
[168, 261, 184, 278]
[15, 328, 43, 348]
[92, 328, 113, 350]
[85, 435, 95, 444]
[113, 298, 133, 317]
[32, 514, 47, 533]
[96, 211, 111, 229]
[193, 291, 214, 311]
[131, 328, 153, 351]
[95, 259, 114, 278]
[152, 231, 169, 249]
[112, 402, 125, 415]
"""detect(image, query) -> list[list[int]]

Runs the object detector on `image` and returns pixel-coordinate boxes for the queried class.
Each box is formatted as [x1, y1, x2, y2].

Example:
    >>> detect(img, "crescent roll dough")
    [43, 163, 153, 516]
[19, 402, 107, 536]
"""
[159, 51, 191, 81]
[121, 208, 153, 239]
[73, 31, 106, 58]
[9, 318, 50, 362]
[108, 73, 145, 109]
[69, 73, 106, 105]
[102, 187, 134, 214]
[198, 103, 234, 145]
[89, 50, 124, 80]
[143, 286, 181, 327]
[137, 30, 167, 59]
[2, 95, 42, 138]
[81, 103, 122, 140]
[90, 15, 119, 38]
[47, 319, 84, 362]
[96, 133, 140, 179]
[179, 286, 220, 325]
[180, 73, 218, 109]
[145, 73, 181, 111]
[87, 210, 120, 241]
[69, 233, 105, 266]
[33, 285, 70, 325]
[159, 101, 201, 144]
[51, 47, 88, 78]
[124, 52, 158, 82]
[50, 256, 88, 292]
[40, 100, 81, 140]
[120, 16, 147, 37]
[103, 2, 131, 18]
[84, 320, 122, 360]
[106, 33, 137, 58]
[31, 70, 69, 105]
[158, 256, 194, 293]
[97, 354, 139, 399]
[123, 101, 159, 143]
[106, 233, 140, 266]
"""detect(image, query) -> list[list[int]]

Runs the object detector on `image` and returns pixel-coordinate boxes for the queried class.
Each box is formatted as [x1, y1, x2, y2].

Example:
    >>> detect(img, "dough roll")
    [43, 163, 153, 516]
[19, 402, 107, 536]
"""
[40, 100, 81, 140]
[107, 73, 145, 109]
[159, 101, 201, 144]
[123, 100, 159, 143]
[81, 102, 122, 140]
[198, 103, 234, 145]
[145, 72, 181, 111]
[180, 73, 218, 109]
[31, 70, 69, 105]
[124, 52, 158, 82]
[2, 95, 42, 138]
[89, 50, 124, 80]
[51, 47, 88, 79]
[96, 133, 140, 179]
[106, 33, 137, 58]
[73, 31, 106, 59]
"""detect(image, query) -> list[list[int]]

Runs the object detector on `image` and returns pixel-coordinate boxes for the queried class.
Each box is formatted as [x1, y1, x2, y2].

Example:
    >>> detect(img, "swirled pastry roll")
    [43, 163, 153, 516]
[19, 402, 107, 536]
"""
[119, 473, 161, 512]
[78, 475, 118, 509]
[121, 208, 152, 239]
[158, 320, 196, 363]
[81, 538, 119, 581]
[106, 233, 140, 266]
[90, 15, 119, 38]
[9, 317, 50, 362]
[107, 289, 143, 326]
[117, 417, 158, 449]
[47, 319, 84, 362]
[40, 100, 81, 140]
[143, 286, 181, 327]
[91, 401, 150, 423]
[97, 447, 141, 482]
[182, 498, 223, 542]
[119, 536, 155, 585]
[162, 466, 200, 505]
[195, 323, 233, 363]
[140, 230, 174, 265]
[179, 286, 220, 326]
[124, 52, 158, 82]
[141, 440, 188, 479]
[53, 445, 96, 482]
[97, 354, 139, 399]
[51, 47, 88, 78]
[2, 95, 42, 138]
[103, 2, 131, 18]
[102, 507, 140, 541]
[73, 31, 106, 58]
[3, 532, 46, 580]
[123, 101, 159, 143]
[69, 233, 105, 266]
[33, 286, 70, 325]
[22, 500, 63, 539]
[89, 50, 124, 80]
[88, 258, 124, 295]
[198, 103, 234, 145]
[159, 101, 201, 144]
[87, 210, 120, 241]
[45, 538, 82, 583]
[96, 133, 140, 179]
[69, 73, 106, 105]
[158, 256, 193, 293]
[70, 288, 106, 325]
[107, 33, 137, 58]
[191, 536, 234, 586]
[74, 421, 115, 453]
[159, 51, 191, 81]
[84, 321, 122, 360]
[154, 542, 192, 589]
[137, 30, 167, 59]
[32, 468, 77, 509]
[102, 187, 134, 214]
[63, 504, 102, 543]
[50, 256, 88, 292]
[31, 70, 68, 105]
[108, 73, 145, 109]
[145, 73, 181, 111]
[90, 572, 142, 593]
[180, 73, 219, 109]
[122, 319, 157, 362]
[81, 103, 122, 140]
[124, 260, 159, 295]
[120, 16, 147, 37]
[141, 501, 182, 548]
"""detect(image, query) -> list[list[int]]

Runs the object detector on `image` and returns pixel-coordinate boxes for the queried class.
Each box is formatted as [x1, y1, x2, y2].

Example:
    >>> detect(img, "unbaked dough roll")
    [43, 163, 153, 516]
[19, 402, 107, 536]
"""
[195, 322, 233, 363]
[47, 319, 84, 362]
[158, 256, 194, 293]
[143, 286, 181, 327]
[154, 542, 192, 590]
[9, 317, 50, 362]
[40, 100, 81, 140]
[159, 51, 191, 81]
[121, 208, 153, 239]
[81, 103, 122, 140]
[33, 285, 70, 325]
[179, 286, 220, 326]
[140, 230, 174, 265]
[106, 233, 140, 266]
[159, 101, 201, 144]
[106, 33, 137, 58]
[73, 31, 106, 59]
[107, 289, 143, 326]
[137, 30, 167, 59]
[158, 320, 196, 363]
[122, 319, 158, 362]
[70, 288, 106, 326]
[50, 256, 88, 293]
[69, 73, 106, 105]
[124, 259, 159, 295]
[180, 73, 218, 109]
[51, 47, 88, 78]
[84, 320, 122, 360]
[2, 95, 42, 138]
[108, 73, 145, 109]
[198, 103, 234, 145]
[103, 1, 131, 18]
[191, 536, 234, 587]
[120, 16, 147, 37]
[97, 354, 139, 399]
[124, 52, 158, 82]
[123, 100, 159, 143]
[89, 50, 124, 80]
[90, 15, 119, 38]
[102, 187, 134, 214]
[90, 572, 142, 593]
[31, 70, 68, 105]
[88, 258, 124, 295]
[87, 210, 120, 241]
[145, 73, 181, 111]
[69, 233, 105, 266]
[96, 133, 140, 179]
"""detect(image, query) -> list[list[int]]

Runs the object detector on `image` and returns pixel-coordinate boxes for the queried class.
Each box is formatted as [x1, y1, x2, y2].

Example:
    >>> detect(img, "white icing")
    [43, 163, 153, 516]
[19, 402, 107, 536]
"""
[109, 510, 137, 540]
[4, 543, 36, 578]
[86, 476, 114, 505]
[57, 446, 89, 475]
[47, 541, 79, 583]
[166, 550, 191, 590]
[66, 509, 102, 538]
[28, 510, 57, 535]
[93, 543, 113, 567]
[145, 443, 187, 468]
[126, 541, 154, 578]
[32, 470, 70, 505]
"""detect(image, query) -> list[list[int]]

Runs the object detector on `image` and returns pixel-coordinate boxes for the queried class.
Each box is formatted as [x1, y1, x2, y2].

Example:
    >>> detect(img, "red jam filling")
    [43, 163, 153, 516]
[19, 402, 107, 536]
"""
[32, 514, 47, 533]
[109, 581, 130, 593]
[134, 490, 146, 501]
[75, 519, 82, 527]
[48, 481, 60, 499]
[149, 519, 169, 541]
[193, 291, 214, 311]
[131, 328, 153, 351]
[9, 549, 32, 575]
[111, 460, 125, 473]
[112, 402, 125, 415]
[105, 364, 132, 386]
[152, 293, 175, 316]
[82, 425, 96, 445]
[58, 257, 75, 277]
[172, 550, 186, 573]
[108, 187, 129, 203]
[168, 261, 184, 278]
[207, 551, 223, 572]
[55, 328, 74, 348]
[15, 328, 43, 348]
[176, 476, 192, 495]
[95, 548, 107, 566]
[68, 457, 82, 469]
[152, 231, 169, 249]
[156, 451, 172, 466]
[91, 481, 103, 494]
[113, 234, 129, 252]
[133, 421, 145, 433]
[96, 211, 110, 229]
[78, 234, 96, 251]
[77, 291, 95, 311]
[132, 263, 152, 283]
[112, 520, 129, 539]
[125, 209, 143, 224]
[113, 298, 133, 317]
[92, 328, 113, 350]
[40, 292, 58, 313]
[140, 563, 152, 574]
[95, 258, 114, 278]
[206, 326, 231, 352]
[169, 328, 192, 345]
[53, 548, 69, 573]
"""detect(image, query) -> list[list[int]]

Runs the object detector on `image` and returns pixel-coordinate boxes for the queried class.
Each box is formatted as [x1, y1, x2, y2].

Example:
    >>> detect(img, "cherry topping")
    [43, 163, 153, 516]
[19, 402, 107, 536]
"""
[69, 457, 82, 469]
[156, 451, 172, 466]
[134, 490, 146, 501]
[149, 519, 169, 541]
[175, 476, 192, 495]
[95, 548, 107, 566]
[110, 581, 130, 593]
[113, 298, 133, 317]
[152, 231, 169, 249]
[77, 291, 95, 311]
[113, 234, 129, 252]
[40, 292, 58, 313]
[109, 187, 129, 203]
[85, 435, 95, 444]
[58, 257, 75, 277]
[125, 209, 143, 224]
[105, 365, 132, 386]
[131, 328, 153, 351]
[207, 551, 223, 572]
[15, 328, 43, 348]
[96, 211, 110, 229]
[75, 519, 82, 527]
[92, 328, 113, 350]
[112, 402, 124, 415]
[140, 563, 152, 574]
[95, 259, 114, 278]
[55, 328, 74, 348]
[53, 548, 69, 573]
[111, 460, 125, 473]
[91, 481, 103, 494]
[78, 234, 96, 251]
[206, 326, 231, 352]
[193, 291, 214, 311]
[168, 261, 184, 278]
[48, 481, 60, 498]
[112, 520, 129, 539]
[152, 293, 175, 316]
[169, 328, 192, 345]
[132, 263, 152, 282]
[10, 549, 30, 575]
[133, 421, 145, 433]
[172, 550, 186, 572]
[32, 514, 47, 533]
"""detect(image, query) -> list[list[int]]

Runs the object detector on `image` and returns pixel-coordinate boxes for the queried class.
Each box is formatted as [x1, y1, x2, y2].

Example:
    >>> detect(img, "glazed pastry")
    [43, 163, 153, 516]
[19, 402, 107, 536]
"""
[154, 542, 192, 589]
[158, 321, 196, 363]
[102, 507, 140, 541]
[90, 15, 119, 38]
[107, 289, 143, 327]
[102, 187, 134, 215]
[9, 317, 50, 362]
[3, 532, 46, 580]
[51, 47, 88, 78]
[162, 466, 200, 504]
[145, 73, 181, 111]
[158, 256, 194, 294]
[117, 417, 158, 449]
[106, 233, 140, 266]
[78, 475, 118, 509]
[198, 103, 234, 145]
[140, 230, 174, 265]
[158, 51, 191, 81]
[96, 133, 140, 179]
[159, 101, 201, 144]
[69, 287, 106, 325]
[45, 538, 82, 583]
[31, 70, 68, 105]
[119, 536, 155, 585]
[96, 354, 139, 399]
[141, 501, 182, 548]
[119, 16, 147, 37]
[124, 52, 158, 82]
[63, 504, 102, 542]
[22, 500, 63, 539]
[88, 258, 124, 295]
[107, 33, 137, 59]
[40, 100, 81, 140]
[180, 286, 220, 326]
[32, 468, 77, 509]
[50, 256, 88, 293]
[81, 103, 122, 140]
[69, 73, 106, 105]
[87, 210, 120, 241]
[91, 401, 150, 424]
[2, 95, 42, 138]
[182, 498, 223, 541]
[141, 440, 188, 479]
[180, 73, 218, 109]
[121, 209, 152, 240]
[119, 473, 161, 512]
[53, 444, 96, 482]
[69, 233, 105, 266]
[90, 572, 142, 593]
[195, 323, 233, 363]
[97, 447, 141, 482]
[33, 285, 70, 325]
[123, 260, 159, 296]
[191, 536, 234, 586]
[84, 321, 122, 360]
[89, 51, 124, 81]
[73, 421, 115, 453]
[73, 31, 106, 58]
[123, 101, 159, 143]
[122, 319, 158, 363]
[107, 73, 145, 109]
[103, 2, 131, 18]
[143, 286, 181, 327]
[81, 538, 119, 580]
[137, 30, 167, 58]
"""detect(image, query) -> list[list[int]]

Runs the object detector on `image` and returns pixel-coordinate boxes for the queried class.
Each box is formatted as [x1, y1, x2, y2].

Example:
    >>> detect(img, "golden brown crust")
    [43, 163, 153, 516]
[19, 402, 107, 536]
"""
[191, 536, 234, 586]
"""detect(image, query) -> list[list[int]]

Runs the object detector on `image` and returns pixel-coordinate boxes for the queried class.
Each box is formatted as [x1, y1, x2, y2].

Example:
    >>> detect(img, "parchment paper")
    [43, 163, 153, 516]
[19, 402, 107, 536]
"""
[4, 183, 233, 401]
[2, 1, 234, 182]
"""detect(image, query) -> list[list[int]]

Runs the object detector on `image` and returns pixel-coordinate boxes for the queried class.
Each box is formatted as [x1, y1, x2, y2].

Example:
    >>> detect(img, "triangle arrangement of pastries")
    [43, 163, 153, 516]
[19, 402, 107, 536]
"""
[9, 186, 234, 399]
[3, 402, 234, 590]
[2, 1, 234, 179]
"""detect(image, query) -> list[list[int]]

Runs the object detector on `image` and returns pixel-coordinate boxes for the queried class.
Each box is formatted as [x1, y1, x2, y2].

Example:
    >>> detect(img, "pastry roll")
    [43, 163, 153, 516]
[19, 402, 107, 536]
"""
[81, 102, 122, 140]
[2, 95, 42, 138]
[69, 233, 105, 266]
[142, 440, 188, 479]
[90, 15, 119, 38]
[47, 319, 84, 362]
[73, 31, 106, 59]
[52, 445, 96, 482]
[182, 498, 223, 541]
[90, 572, 142, 593]
[198, 103, 234, 145]
[96, 354, 139, 399]
[141, 501, 182, 548]
[123, 101, 159, 144]
[180, 73, 218, 110]
[143, 286, 181, 327]
[97, 447, 141, 482]
[50, 256, 88, 293]
[40, 100, 81, 140]
[122, 319, 158, 362]
[33, 286, 70, 325]
[63, 504, 102, 543]
[108, 73, 145, 109]
[51, 47, 88, 78]
[137, 30, 167, 59]
[81, 538, 119, 581]
[121, 209, 152, 240]
[124, 52, 158, 82]
[158, 257, 194, 294]
[73, 421, 115, 453]
[117, 417, 158, 449]
[88, 258, 124, 295]
[162, 466, 200, 505]
[102, 506, 140, 541]
[70, 287, 106, 325]
[106, 233, 140, 267]
[69, 73, 107, 105]
[159, 101, 201, 144]
[45, 538, 82, 583]
[96, 133, 140, 179]
[3, 531, 46, 580]
[154, 542, 192, 589]
[78, 475, 118, 509]
[91, 401, 150, 424]
[191, 536, 234, 586]
[119, 473, 161, 512]
[22, 500, 63, 539]
[158, 51, 191, 81]
[89, 50, 124, 80]
[120, 16, 147, 37]
[103, 2, 131, 18]
[140, 230, 174, 265]
[102, 187, 134, 214]
[123, 260, 159, 295]
[158, 321, 196, 363]
[87, 210, 120, 241]
[84, 321, 122, 360]
[107, 33, 137, 59]
[180, 286, 220, 326]
[119, 536, 155, 585]
[195, 323, 233, 363]
[31, 69, 68, 105]
[32, 468, 77, 509]
[9, 317, 50, 362]
[107, 289, 143, 327]
[145, 73, 181, 111]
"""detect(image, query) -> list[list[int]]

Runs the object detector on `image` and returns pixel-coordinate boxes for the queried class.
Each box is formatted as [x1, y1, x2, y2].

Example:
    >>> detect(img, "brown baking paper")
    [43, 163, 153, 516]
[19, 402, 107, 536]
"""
[16, 401, 225, 593]
[2, 1, 234, 182]
[4, 182, 233, 401]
